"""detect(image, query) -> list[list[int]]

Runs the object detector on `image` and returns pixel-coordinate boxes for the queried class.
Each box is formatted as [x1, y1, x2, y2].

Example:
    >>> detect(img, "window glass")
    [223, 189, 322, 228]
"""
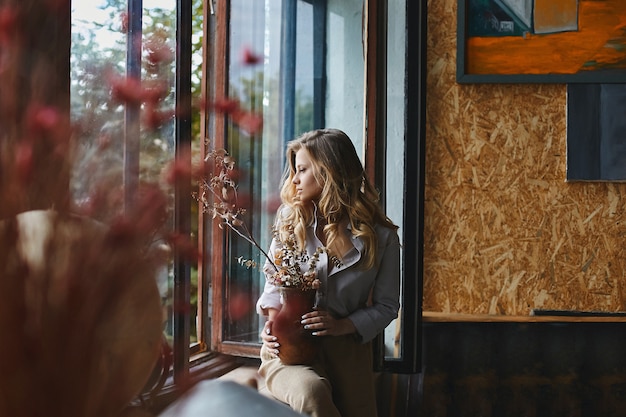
[70, 0, 180, 347]
[71, 0, 127, 206]
[325, 0, 365, 152]
[384, 0, 407, 360]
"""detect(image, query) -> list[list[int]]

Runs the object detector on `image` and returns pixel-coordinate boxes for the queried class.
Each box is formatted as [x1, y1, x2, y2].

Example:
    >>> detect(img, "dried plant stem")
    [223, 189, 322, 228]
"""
[223, 220, 279, 274]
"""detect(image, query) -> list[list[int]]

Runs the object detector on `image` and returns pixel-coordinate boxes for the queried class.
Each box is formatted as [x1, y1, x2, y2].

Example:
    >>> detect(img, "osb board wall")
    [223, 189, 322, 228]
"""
[423, 0, 626, 315]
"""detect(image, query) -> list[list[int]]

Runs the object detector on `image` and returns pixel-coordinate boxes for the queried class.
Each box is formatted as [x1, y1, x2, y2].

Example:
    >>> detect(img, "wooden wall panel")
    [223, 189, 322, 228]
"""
[423, 0, 626, 315]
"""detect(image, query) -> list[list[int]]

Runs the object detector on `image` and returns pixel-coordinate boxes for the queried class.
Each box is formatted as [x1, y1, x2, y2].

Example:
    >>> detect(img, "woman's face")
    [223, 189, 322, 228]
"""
[292, 148, 323, 202]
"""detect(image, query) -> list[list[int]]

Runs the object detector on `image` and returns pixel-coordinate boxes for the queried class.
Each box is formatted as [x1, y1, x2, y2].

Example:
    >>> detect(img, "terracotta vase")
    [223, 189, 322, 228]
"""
[272, 287, 319, 365]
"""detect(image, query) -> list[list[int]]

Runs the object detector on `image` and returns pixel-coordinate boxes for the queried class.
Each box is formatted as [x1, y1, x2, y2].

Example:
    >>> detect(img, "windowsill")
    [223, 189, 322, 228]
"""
[423, 311, 626, 323]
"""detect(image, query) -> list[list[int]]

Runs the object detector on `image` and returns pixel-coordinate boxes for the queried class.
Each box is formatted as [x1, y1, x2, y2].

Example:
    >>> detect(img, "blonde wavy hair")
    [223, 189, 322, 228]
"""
[277, 128, 397, 269]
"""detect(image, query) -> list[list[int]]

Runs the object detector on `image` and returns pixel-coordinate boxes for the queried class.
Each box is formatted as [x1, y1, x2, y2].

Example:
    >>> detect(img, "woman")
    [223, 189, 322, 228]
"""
[256, 128, 400, 417]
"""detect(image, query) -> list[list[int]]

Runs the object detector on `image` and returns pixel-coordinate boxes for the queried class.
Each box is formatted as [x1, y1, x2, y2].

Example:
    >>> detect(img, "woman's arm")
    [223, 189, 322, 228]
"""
[261, 307, 281, 356]
[300, 311, 356, 336]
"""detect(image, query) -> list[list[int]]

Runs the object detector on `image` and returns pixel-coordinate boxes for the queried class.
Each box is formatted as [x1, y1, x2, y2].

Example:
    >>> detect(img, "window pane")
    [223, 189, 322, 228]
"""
[221, 0, 365, 345]
[141, 0, 180, 346]
[325, 0, 365, 152]
[224, 0, 274, 343]
[70, 0, 180, 347]
[384, 0, 406, 360]
[71, 1, 127, 206]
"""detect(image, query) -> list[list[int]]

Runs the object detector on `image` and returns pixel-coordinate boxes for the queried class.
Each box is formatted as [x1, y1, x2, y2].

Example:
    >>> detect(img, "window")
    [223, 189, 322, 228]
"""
[204, 0, 425, 373]
[71, 0, 203, 380]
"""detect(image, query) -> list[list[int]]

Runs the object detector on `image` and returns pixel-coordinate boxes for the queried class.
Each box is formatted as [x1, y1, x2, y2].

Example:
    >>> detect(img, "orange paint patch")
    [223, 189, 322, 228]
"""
[466, 0, 626, 75]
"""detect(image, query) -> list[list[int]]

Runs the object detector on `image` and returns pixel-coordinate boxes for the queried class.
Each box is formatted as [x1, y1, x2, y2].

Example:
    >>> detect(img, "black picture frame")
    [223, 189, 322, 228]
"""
[457, 0, 626, 84]
[567, 84, 626, 182]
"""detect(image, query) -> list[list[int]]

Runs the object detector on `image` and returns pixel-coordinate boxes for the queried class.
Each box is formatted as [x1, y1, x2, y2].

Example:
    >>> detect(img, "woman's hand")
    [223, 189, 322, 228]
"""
[300, 310, 356, 337]
[261, 320, 281, 357]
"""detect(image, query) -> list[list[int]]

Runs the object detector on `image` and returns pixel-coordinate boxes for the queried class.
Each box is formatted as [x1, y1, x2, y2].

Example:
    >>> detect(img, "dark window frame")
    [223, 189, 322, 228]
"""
[172, 0, 194, 382]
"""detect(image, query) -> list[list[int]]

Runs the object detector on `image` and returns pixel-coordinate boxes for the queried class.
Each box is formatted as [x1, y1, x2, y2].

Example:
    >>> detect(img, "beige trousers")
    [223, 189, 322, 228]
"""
[259, 335, 377, 417]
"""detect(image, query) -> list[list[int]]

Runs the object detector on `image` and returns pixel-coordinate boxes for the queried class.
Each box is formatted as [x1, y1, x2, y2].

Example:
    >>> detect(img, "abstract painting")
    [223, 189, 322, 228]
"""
[457, 0, 626, 83]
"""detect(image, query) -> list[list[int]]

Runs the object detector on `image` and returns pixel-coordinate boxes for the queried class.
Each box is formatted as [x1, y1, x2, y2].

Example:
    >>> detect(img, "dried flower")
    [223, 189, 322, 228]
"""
[14, 141, 34, 183]
[145, 33, 174, 65]
[207, 97, 240, 114]
[120, 11, 129, 34]
[195, 148, 263, 255]
[241, 46, 262, 65]
[231, 110, 263, 136]
[196, 147, 325, 291]
[143, 103, 175, 130]
[264, 226, 323, 290]
[0, 6, 18, 46]
[200, 97, 263, 136]
[107, 73, 168, 106]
